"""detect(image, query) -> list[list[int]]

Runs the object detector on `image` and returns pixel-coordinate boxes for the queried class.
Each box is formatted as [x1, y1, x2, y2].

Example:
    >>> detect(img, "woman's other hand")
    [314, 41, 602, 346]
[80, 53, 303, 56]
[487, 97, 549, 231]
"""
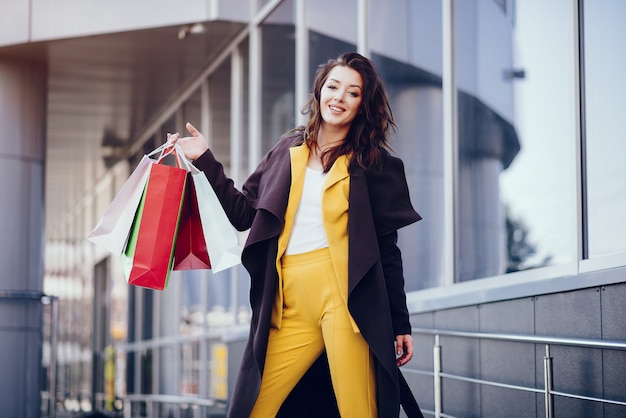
[168, 122, 209, 161]
[395, 334, 414, 367]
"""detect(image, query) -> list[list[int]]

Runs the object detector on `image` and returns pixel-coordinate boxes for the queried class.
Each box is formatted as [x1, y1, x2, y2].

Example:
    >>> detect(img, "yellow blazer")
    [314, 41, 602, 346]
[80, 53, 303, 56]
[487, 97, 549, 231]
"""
[273, 143, 359, 332]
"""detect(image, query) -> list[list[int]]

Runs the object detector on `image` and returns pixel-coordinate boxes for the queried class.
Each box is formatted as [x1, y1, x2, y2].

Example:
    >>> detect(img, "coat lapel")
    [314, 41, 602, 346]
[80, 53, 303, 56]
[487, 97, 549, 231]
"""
[242, 144, 294, 250]
[347, 167, 379, 295]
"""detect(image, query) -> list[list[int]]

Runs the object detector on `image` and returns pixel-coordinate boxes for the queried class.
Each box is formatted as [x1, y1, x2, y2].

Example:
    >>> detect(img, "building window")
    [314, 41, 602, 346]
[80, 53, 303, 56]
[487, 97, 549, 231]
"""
[368, 0, 444, 291]
[584, 0, 626, 258]
[454, 0, 577, 282]
[261, 0, 296, 154]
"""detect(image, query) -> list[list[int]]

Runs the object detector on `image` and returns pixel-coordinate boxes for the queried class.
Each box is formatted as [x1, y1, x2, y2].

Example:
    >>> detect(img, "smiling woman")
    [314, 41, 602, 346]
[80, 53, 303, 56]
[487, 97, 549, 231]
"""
[171, 52, 422, 418]
[316, 66, 363, 145]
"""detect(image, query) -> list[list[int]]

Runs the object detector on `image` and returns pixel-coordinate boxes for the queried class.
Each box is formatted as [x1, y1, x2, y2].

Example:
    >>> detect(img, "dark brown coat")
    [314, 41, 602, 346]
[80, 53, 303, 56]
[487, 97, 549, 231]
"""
[194, 132, 422, 417]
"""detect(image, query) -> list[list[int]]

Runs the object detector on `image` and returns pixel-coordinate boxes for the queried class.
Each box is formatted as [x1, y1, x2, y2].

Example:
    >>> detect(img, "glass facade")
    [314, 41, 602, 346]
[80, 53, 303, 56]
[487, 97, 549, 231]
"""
[370, 0, 444, 291]
[261, 0, 296, 153]
[455, 0, 577, 282]
[584, 0, 626, 258]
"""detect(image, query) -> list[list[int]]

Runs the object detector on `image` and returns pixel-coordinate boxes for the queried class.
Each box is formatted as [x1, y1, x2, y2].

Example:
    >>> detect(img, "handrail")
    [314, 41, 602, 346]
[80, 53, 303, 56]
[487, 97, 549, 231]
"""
[412, 327, 626, 350]
[408, 327, 626, 418]
[114, 324, 249, 352]
[0, 291, 59, 418]
[122, 394, 226, 418]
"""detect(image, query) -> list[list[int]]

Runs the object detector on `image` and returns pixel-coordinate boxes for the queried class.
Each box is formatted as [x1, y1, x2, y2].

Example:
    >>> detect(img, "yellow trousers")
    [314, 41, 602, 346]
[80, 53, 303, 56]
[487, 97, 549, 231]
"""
[249, 248, 377, 417]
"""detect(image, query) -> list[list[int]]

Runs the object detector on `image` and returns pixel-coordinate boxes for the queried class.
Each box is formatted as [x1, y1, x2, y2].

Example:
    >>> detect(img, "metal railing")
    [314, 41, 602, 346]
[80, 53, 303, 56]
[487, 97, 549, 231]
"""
[0, 290, 59, 418]
[113, 326, 247, 418]
[405, 327, 626, 418]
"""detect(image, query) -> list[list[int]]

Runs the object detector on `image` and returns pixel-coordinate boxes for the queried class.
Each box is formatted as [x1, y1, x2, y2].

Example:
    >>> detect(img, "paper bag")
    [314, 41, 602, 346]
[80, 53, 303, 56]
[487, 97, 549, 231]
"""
[173, 174, 212, 270]
[87, 156, 154, 255]
[176, 145, 242, 272]
[125, 162, 187, 290]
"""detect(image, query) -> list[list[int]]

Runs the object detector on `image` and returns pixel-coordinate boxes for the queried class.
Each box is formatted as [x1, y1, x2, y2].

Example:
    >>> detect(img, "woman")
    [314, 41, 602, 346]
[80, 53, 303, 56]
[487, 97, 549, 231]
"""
[171, 52, 422, 417]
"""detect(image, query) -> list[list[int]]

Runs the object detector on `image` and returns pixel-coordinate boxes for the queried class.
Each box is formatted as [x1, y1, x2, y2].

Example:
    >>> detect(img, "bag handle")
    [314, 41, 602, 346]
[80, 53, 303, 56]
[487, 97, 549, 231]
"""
[146, 141, 198, 172]
[146, 142, 174, 160]
[172, 143, 200, 174]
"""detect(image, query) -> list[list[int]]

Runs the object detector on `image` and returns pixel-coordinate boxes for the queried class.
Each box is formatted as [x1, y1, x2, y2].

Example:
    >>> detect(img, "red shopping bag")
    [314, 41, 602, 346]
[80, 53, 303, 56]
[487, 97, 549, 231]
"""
[173, 174, 211, 270]
[125, 162, 187, 290]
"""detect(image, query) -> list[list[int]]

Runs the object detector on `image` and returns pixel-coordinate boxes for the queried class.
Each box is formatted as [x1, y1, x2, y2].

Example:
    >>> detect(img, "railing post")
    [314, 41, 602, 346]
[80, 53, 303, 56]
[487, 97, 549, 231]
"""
[543, 344, 554, 418]
[433, 334, 442, 418]
[124, 398, 131, 418]
[48, 296, 59, 418]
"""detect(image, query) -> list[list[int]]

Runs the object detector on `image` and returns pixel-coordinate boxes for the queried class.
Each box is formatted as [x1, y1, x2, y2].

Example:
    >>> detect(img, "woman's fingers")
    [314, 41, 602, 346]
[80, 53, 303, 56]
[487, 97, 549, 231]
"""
[395, 334, 414, 367]
[166, 132, 180, 144]
[186, 122, 201, 138]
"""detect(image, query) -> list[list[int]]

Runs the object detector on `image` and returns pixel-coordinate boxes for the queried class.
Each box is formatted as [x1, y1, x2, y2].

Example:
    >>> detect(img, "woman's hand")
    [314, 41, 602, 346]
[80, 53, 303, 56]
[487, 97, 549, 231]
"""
[395, 334, 414, 367]
[167, 122, 209, 161]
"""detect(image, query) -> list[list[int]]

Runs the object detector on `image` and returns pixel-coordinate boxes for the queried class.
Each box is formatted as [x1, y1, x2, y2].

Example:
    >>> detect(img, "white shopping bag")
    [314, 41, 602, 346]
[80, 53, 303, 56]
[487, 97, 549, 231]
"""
[87, 143, 172, 255]
[177, 145, 242, 272]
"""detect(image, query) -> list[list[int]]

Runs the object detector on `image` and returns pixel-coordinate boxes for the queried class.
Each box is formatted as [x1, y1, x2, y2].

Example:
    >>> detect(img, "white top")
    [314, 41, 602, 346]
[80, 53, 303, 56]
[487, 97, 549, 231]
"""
[285, 167, 329, 255]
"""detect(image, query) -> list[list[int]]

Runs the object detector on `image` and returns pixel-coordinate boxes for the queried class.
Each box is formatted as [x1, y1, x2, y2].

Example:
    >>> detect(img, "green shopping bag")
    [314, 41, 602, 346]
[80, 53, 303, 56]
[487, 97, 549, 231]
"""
[124, 162, 187, 290]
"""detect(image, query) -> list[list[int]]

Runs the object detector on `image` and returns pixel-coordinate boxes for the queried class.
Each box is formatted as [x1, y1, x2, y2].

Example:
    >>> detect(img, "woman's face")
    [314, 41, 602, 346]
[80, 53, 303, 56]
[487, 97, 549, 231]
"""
[319, 65, 363, 132]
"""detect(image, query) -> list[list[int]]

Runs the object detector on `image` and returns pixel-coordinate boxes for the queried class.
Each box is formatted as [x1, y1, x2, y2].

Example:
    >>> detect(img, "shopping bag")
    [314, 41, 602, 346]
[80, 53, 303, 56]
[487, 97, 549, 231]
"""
[176, 145, 242, 272]
[124, 161, 187, 290]
[87, 143, 171, 255]
[173, 174, 212, 270]
[87, 156, 153, 255]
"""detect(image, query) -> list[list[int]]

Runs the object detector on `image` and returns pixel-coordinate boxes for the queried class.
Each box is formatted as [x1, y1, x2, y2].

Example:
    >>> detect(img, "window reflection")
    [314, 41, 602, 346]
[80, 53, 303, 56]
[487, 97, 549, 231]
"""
[370, 0, 444, 291]
[261, 0, 296, 154]
[455, 0, 576, 282]
[584, 0, 626, 258]
[307, 0, 443, 290]
[179, 58, 240, 331]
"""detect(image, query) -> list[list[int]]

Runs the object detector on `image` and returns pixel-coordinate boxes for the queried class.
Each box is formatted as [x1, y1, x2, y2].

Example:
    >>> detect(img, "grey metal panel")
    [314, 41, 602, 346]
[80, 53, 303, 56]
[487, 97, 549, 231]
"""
[0, 60, 46, 417]
[0, 61, 46, 161]
[0, 329, 27, 417]
[535, 290, 605, 417]
[535, 287, 602, 338]
[434, 305, 480, 331]
[601, 282, 626, 340]
[215, 0, 250, 22]
[0, 300, 42, 329]
[442, 379, 481, 418]
[481, 385, 536, 418]
[479, 296, 535, 334]
[408, 312, 435, 412]
[480, 340, 536, 416]
[411, 312, 436, 371]
[551, 395, 603, 418]
[434, 306, 481, 417]
[602, 283, 626, 410]
[478, 297, 537, 414]
[31, 0, 210, 41]
[536, 344, 604, 417]
[0, 61, 46, 291]
[0, 0, 29, 47]
[0, 159, 45, 290]
[603, 350, 626, 408]
[24, 329, 43, 417]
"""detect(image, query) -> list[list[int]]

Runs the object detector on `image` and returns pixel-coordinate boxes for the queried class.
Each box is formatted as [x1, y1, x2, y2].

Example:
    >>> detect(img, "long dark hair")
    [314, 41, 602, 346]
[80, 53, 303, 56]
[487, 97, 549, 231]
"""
[299, 52, 396, 172]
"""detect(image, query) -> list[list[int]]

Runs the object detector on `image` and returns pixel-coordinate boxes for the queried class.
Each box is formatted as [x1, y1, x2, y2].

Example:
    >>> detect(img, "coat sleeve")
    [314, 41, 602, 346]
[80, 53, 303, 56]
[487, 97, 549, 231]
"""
[367, 154, 422, 336]
[192, 148, 262, 231]
[192, 135, 294, 231]
[378, 231, 411, 336]
[367, 155, 422, 236]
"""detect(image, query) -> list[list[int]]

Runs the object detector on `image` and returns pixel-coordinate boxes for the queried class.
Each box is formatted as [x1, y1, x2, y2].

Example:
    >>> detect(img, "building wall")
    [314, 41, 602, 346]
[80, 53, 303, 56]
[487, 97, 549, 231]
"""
[0, 60, 47, 417]
[408, 279, 626, 417]
[0, 0, 250, 46]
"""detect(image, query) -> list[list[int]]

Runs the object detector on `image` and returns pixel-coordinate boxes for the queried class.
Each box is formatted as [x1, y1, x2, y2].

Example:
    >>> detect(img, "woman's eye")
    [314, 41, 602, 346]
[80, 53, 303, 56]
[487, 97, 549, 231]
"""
[326, 85, 337, 90]
[349, 91, 359, 97]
